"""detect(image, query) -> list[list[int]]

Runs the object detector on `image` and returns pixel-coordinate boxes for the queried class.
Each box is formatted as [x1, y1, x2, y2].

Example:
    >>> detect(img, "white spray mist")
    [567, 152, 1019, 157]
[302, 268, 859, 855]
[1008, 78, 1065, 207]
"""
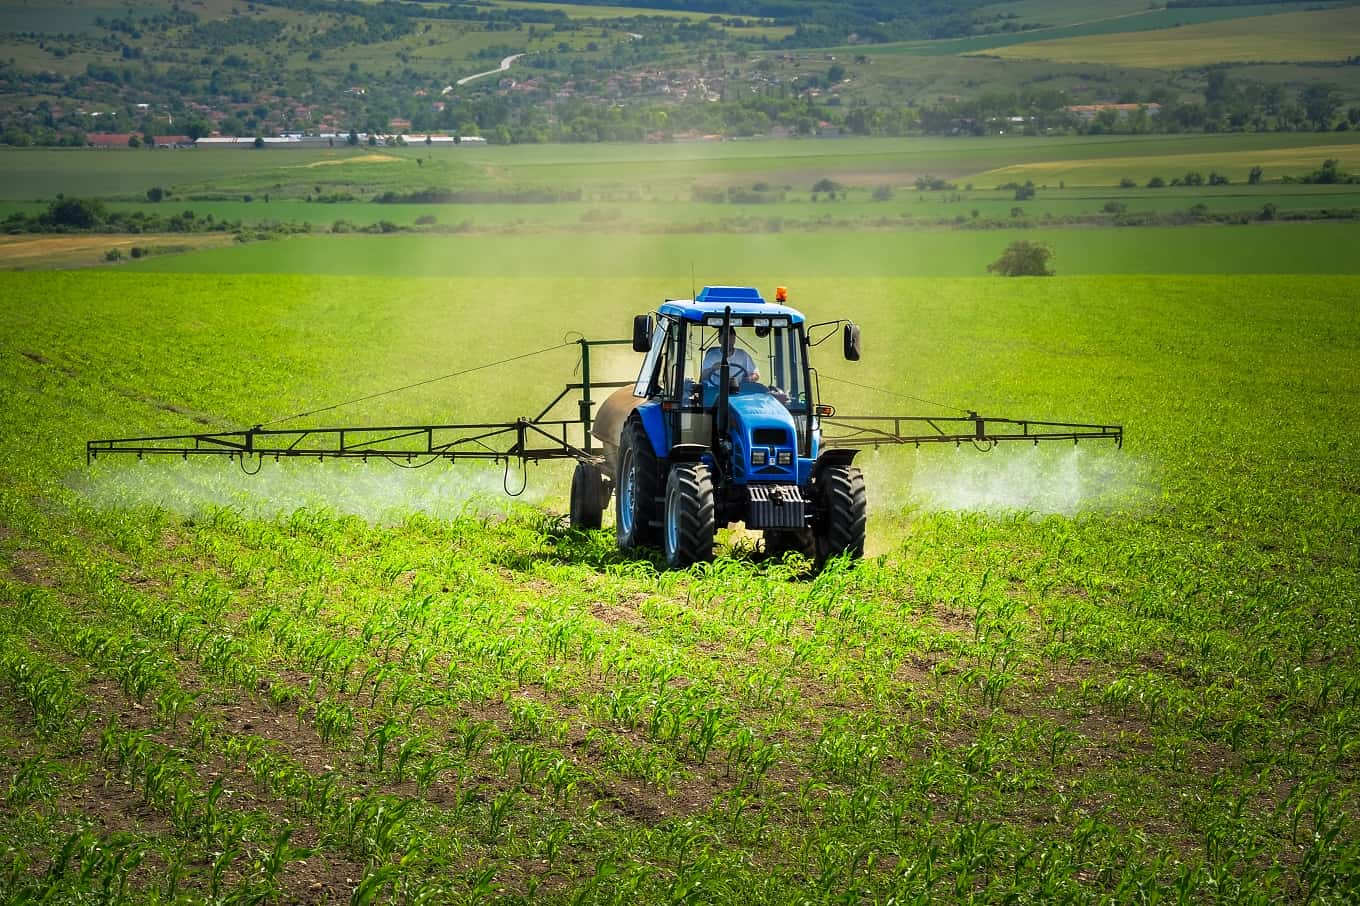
[72, 457, 560, 524]
[862, 443, 1154, 517]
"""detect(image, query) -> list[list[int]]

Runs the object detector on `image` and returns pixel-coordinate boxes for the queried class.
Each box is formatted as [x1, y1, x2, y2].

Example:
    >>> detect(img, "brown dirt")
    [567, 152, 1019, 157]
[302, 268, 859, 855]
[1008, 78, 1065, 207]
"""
[5, 546, 57, 588]
[0, 233, 231, 270]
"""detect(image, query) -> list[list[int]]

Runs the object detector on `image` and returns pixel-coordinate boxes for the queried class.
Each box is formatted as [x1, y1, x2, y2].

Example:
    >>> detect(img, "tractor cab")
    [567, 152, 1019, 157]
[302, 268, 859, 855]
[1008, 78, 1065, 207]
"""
[635, 286, 817, 475]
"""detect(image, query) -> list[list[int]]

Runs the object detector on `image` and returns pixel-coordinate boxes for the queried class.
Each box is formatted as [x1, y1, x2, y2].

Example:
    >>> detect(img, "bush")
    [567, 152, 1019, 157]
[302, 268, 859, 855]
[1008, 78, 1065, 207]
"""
[1103, 201, 1127, 214]
[129, 246, 144, 258]
[1013, 181, 1036, 201]
[1146, 176, 1165, 188]
[988, 240, 1053, 277]
[1248, 166, 1263, 185]
[1119, 177, 1137, 189]
[871, 184, 894, 202]
[414, 214, 437, 225]
[1258, 202, 1277, 221]
[1182, 171, 1205, 186]
[46, 197, 105, 229]
[1208, 171, 1229, 186]
[103, 248, 122, 261]
[146, 186, 165, 202]
[915, 175, 955, 192]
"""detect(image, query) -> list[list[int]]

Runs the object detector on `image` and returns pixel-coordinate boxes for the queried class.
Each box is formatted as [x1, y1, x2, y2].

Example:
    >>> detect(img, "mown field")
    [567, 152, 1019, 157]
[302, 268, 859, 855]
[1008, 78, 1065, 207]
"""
[977, 5, 1360, 66]
[1, 261, 1358, 903]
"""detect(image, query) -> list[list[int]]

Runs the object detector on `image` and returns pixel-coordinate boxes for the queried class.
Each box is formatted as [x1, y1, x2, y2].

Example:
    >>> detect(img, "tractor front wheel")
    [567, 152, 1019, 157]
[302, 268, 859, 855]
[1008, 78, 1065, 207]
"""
[569, 462, 608, 529]
[815, 465, 866, 567]
[664, 462, 715, 568]
[616, 420, 660, 550]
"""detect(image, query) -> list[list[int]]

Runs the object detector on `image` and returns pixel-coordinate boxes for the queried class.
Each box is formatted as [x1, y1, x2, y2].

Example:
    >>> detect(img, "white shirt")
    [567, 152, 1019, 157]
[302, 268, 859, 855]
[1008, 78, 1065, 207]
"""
[701, 345, 757, 382]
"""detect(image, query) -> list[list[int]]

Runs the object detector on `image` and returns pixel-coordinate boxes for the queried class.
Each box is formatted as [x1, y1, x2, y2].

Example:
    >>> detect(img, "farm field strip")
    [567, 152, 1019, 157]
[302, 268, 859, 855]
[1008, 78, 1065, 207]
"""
[8, 134, 1360, 203]
[7, 184, 1359, 235]
[822, 3, 1320, 56]
[116, 225, 1360, 278]
[967, 144, 1360, 187]
[974, 4, 1360, 66]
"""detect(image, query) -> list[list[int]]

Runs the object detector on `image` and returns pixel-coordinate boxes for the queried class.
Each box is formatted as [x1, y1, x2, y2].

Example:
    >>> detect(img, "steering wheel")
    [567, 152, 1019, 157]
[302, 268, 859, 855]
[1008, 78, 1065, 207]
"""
[704, 362, 750, 385]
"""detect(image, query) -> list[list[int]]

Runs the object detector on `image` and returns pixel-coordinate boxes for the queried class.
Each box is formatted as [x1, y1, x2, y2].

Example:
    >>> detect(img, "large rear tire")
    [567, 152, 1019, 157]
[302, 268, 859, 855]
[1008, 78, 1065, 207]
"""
[616, 420, 660, 550]
[569, 462, 607, 529]
[664, 463, 715, 568]
[815, 465, 866, 566]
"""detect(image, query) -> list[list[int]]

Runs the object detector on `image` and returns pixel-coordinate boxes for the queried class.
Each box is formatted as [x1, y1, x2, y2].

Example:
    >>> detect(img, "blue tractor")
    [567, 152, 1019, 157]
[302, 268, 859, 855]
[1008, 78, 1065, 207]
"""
[580, 286, 866, 568]
[88, 283, 1122, 570]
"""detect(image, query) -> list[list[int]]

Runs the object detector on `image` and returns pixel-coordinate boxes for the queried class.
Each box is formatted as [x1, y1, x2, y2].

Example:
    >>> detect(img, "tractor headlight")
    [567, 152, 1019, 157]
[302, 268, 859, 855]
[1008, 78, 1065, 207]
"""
[751, 449, 767, 466]
[776, 451, 792, 466]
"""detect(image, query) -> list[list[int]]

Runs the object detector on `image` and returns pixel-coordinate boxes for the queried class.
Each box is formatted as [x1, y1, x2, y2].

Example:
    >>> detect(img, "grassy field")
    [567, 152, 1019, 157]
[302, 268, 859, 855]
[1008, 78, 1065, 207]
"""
[113, 224, 1360, 278]
[1, 267, 1357, 902]
[977, 5, 1360, 66]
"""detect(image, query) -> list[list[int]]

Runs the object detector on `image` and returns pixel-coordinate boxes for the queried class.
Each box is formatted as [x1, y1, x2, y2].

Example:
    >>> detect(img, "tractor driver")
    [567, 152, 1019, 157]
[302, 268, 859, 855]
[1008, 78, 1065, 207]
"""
[699, 326, 760, 385]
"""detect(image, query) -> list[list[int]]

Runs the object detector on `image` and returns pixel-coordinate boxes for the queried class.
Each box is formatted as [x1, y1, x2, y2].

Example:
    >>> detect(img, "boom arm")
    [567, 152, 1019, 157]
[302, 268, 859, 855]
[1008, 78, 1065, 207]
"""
[87, 418, 611, 466]
[820, 412, 1122, 449]
[86, 338, 634, 467]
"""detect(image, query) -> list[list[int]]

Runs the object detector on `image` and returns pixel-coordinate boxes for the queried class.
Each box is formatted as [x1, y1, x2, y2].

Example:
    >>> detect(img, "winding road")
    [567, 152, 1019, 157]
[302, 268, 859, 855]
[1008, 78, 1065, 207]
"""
[450, 53, 526, 89]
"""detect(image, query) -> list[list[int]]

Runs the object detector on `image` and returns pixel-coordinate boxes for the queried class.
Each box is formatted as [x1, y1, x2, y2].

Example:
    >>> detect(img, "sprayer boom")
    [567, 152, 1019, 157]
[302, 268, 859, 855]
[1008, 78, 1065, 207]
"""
[821, 412, 1122, 449]
[86, 418, 608, 466]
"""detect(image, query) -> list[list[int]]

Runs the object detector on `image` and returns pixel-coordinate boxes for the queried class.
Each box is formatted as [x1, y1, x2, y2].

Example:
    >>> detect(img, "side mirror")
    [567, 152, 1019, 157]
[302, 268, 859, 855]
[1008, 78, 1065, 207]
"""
[632, 314, 653, 353]
[843, 322, 861, 361]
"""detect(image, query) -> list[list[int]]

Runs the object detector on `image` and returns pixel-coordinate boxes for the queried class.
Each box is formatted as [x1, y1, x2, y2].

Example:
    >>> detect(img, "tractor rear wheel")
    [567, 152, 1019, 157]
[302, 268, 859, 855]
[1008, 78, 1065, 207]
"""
[815, 465, 866, 566]
[569, 462, 607, 529]
[616, 420, 660, 550]
[664, 462, 715, 568]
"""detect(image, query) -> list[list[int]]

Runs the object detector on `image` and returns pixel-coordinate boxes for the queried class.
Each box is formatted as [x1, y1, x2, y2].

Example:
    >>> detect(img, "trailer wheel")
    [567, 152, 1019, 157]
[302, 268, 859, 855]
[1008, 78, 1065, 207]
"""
[569, 462, 607, 529]
[664, 462, 715, 568]
[616, 420, 660, 550]
[815, 465, 866, 566]
[763, 528, 815, 562]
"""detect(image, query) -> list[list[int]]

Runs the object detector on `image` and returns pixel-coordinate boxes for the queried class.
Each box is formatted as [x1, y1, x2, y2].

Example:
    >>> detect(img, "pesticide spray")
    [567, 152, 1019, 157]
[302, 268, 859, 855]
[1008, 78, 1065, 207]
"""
[72, 458, 556, 524]
[864, 443, 1154, 517]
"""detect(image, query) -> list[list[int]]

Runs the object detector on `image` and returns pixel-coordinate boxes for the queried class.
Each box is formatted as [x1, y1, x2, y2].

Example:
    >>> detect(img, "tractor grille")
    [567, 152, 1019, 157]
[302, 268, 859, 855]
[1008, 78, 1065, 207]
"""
[746, 484, 808, 530]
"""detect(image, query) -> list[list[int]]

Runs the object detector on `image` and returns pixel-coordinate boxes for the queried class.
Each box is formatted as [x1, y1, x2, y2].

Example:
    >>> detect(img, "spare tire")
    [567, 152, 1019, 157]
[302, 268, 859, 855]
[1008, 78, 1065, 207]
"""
[569, 462, 606, 529]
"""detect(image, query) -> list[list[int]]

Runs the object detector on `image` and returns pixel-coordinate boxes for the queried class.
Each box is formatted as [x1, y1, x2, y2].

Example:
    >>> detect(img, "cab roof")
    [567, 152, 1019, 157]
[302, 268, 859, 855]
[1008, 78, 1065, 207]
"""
[658, 286, 805, 325]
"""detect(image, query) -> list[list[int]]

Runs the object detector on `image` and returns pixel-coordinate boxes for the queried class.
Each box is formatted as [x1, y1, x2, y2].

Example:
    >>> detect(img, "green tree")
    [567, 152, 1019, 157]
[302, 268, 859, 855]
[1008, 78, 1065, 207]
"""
[45, 198, 106, 229]
[988, 240, 1053, 277]
[1248, 166, 1263, 185]
[1301, 82, 1340, 129]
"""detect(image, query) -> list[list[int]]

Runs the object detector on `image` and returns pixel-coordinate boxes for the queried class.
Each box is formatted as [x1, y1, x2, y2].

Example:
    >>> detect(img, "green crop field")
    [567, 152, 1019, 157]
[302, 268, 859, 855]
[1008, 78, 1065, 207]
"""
[116, 224, 1360, 278]
[977, 5, 1360, 66]
[1, 265, 1358, 903]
